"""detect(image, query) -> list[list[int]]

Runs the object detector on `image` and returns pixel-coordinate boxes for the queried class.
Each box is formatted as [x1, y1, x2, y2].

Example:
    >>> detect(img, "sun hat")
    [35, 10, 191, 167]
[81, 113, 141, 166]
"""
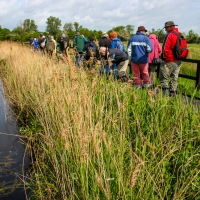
[102, 32, 109, 38]
[163, 21, 178, 28]
[137, 26, 147, 32]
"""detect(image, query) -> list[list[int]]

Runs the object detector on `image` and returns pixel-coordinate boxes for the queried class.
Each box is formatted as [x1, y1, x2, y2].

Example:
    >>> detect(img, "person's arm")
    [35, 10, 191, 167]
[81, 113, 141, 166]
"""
[73, 36, 77, 48]
[127, 41, 132, 59]
[146, 38, 153, 53]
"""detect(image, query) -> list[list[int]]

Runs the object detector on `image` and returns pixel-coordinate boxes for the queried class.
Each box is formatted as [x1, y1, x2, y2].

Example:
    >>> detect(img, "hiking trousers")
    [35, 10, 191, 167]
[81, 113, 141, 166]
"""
[116, 60, 129, 78]
[131, 62, 149, 85]
[148, 63, 157, 85]
[159, 61, 182, 92]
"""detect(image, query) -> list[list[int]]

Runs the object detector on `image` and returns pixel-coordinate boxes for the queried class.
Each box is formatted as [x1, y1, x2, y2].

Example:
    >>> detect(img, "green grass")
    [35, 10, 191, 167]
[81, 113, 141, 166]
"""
[0, 42, 199, 200]
[178, 44, 200, 97]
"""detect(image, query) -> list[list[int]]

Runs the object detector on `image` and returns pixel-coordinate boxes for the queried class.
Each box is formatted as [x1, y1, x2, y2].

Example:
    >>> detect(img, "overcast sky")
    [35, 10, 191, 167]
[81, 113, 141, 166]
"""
[1, 0, 200, 35]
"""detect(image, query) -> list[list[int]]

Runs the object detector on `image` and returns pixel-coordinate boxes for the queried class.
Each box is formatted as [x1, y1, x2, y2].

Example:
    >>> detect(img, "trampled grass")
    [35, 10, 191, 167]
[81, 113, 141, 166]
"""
[0, 42, 199, 200]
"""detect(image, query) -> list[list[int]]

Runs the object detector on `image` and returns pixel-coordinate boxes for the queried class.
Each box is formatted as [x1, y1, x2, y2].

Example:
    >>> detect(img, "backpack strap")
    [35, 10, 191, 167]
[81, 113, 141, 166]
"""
[171, 30, 181, 37]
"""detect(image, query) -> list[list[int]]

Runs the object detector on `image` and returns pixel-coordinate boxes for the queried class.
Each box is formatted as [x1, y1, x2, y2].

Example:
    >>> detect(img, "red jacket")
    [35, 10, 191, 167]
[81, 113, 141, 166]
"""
[148, 34, 162, 63]
[162, 27, 180, 62]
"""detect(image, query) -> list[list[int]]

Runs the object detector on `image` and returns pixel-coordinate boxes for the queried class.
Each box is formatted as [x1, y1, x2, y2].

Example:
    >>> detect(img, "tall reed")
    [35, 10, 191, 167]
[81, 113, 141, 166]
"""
[0, 42, 199, 200]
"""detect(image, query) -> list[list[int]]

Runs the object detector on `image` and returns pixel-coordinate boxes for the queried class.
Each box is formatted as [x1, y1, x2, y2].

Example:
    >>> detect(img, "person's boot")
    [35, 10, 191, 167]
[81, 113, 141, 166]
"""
[162, 88, 170, 97]
[135, 85, 142, 89]
[170, 90, 177, 97]
[143, 83, 151, 89]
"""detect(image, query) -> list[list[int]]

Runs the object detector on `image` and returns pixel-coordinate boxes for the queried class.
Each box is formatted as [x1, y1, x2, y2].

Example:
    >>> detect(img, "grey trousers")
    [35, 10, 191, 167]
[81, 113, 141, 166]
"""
[159, 60, 182, 91]
[117, 60, 129, 77]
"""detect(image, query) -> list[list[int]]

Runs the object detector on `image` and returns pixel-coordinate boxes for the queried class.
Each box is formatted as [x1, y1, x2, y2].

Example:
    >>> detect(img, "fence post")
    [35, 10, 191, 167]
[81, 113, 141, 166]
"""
[196, 61, 200, 89]
[156, 64, 160, 79]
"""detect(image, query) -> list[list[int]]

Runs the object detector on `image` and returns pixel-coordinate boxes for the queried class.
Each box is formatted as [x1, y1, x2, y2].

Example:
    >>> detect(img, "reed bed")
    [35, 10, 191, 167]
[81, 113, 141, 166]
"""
[0, 41, 199, 200]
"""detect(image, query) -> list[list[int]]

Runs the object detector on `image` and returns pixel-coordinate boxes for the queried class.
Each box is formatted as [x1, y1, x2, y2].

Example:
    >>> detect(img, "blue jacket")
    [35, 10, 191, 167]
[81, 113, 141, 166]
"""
[110, 38, 125, 52]
[33, 40, 39, 49]
[127, 32, 153, 64]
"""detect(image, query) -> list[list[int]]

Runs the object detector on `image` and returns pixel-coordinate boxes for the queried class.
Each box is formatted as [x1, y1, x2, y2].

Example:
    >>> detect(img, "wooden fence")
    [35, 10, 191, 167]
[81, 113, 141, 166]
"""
[157, 59, 200, 90]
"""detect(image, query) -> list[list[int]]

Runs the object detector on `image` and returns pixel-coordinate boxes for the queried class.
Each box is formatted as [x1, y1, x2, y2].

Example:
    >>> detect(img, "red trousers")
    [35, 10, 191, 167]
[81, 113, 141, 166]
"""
[131, 62, 150, 85]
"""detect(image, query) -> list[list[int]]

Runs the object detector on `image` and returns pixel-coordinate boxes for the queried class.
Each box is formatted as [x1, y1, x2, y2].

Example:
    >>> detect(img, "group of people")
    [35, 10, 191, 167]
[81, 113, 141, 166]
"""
[73, 31, 130, 81]
[30, 33, 70, 59]
[73, 21, 183, 97]
[127, 20, 183, 97]
[30, 20, 183, 97]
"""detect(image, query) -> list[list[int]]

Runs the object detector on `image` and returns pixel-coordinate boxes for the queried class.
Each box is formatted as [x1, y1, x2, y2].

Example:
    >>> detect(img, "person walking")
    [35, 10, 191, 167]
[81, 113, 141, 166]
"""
[39, 35, 46, 54]
[109, 31, 125, 52]
[98, 32, 111, 74]
[57, 34, 69, 55]
[127, 26, 153, 89]
[83, 37, 99, 61]
[33, 38, 39, 51]
[159, 21, 182, 96]
[99, 32, 111, 48]
[109, 31, 126, 79]
[46, 36, 57, 59]
[148, 33, 162, 85]
[73, 32, 87, 67]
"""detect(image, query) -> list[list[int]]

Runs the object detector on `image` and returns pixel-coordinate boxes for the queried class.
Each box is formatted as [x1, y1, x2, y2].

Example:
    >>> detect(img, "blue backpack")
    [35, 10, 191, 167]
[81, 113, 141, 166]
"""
[116, 40, 125, 51]
[111, 39, 125, 52]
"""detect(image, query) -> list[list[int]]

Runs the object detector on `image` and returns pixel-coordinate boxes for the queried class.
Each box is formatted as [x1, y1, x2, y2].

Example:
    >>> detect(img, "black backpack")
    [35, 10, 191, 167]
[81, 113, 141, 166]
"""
[87, 44, 96, 57]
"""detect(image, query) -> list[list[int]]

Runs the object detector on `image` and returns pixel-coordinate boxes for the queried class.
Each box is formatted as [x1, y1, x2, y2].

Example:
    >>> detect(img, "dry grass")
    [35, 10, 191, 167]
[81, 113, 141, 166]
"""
[0, 41, 199, 200]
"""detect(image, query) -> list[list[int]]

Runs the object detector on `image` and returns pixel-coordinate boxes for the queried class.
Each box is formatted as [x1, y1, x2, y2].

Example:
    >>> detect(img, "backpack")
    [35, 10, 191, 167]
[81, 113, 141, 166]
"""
[46, 40, 55, 52]
[116, 40, 124, 51]
[63, 39, 68, 49]
[87, 45, 96, 57]
[40, 41, 46, 48]
[172, 31, 189, 59]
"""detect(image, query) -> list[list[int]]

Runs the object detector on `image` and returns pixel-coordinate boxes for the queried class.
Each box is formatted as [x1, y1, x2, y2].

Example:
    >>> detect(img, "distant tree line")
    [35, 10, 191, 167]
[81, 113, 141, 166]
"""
[0, 16, 199, 44]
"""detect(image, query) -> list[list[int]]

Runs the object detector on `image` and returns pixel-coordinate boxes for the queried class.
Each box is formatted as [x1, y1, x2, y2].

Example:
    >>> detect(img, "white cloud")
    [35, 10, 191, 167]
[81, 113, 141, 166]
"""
[0, 0, 199, 36]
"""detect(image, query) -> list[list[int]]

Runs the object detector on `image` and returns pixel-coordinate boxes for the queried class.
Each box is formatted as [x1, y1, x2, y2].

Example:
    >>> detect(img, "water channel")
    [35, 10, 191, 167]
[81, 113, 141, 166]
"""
[0, 80, 30, 199]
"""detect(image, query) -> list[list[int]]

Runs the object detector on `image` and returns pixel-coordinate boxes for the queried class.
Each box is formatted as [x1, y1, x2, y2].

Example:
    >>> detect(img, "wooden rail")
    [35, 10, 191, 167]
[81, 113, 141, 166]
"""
[156, 58, 200, 89]
[181, 59, 200, 89]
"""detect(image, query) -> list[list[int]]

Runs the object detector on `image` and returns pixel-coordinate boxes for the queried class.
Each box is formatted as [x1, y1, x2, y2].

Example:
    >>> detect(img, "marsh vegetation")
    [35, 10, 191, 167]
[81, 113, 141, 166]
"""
[0, 42, 199, 200]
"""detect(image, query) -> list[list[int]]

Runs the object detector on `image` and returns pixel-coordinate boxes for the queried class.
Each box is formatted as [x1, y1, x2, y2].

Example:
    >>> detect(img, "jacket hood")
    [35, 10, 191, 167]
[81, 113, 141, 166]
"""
[149, 33, 157, 40]
[112, 38, 121, 41]
[169, 27, 180, 33]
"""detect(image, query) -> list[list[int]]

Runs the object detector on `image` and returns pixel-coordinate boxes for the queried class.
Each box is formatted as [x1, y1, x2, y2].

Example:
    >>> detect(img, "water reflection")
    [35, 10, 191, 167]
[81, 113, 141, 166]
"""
[0, 80, 30, 200]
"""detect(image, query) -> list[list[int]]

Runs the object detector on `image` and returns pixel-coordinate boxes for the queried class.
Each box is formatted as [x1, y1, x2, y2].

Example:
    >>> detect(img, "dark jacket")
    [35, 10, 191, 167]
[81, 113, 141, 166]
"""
[83, 42, 99, 60]
[108, 48, 128, 63]
[57, 37, 69, 53]
[99, 37, 111, 48]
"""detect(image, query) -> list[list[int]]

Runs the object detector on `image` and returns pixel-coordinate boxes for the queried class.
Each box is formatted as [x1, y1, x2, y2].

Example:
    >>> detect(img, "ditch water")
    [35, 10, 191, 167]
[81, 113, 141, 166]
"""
[0, 80, 30, 199]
